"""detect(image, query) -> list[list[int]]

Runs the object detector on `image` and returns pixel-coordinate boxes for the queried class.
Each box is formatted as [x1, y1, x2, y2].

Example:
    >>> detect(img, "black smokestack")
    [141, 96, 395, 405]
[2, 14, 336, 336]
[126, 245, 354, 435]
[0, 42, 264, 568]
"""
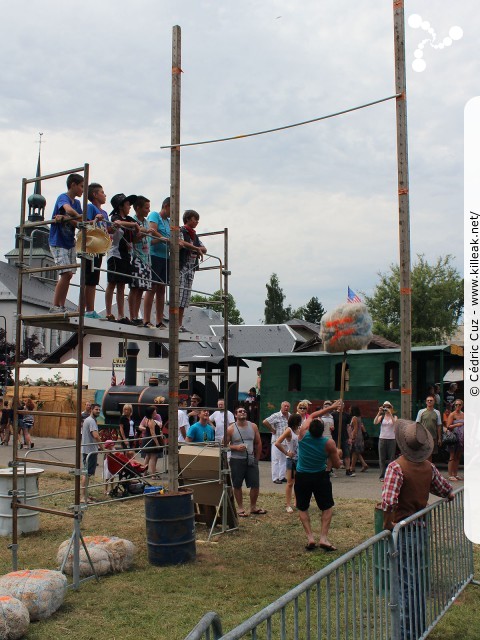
[125, 342, 140, 386]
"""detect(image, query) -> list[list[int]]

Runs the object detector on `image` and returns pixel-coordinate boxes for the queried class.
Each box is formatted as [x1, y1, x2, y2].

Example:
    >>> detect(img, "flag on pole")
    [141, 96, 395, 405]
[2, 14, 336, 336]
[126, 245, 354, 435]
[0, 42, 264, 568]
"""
[111, 363, 117, 387]
[347, 286, 362, 303]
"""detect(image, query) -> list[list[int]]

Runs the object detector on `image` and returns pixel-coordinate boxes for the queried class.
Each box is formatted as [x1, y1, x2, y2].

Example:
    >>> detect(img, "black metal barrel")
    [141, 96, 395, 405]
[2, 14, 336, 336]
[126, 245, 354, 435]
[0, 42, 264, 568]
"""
[144, 489, 196, 566]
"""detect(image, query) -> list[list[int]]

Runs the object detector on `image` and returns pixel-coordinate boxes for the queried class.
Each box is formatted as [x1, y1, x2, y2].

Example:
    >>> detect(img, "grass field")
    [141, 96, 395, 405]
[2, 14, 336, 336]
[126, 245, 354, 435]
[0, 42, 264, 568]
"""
[0, 473, 478, 640]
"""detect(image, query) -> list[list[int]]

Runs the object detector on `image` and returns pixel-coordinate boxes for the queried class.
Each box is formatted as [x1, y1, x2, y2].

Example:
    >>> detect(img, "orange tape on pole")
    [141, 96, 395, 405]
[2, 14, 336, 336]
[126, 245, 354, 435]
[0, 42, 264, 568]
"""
[401, 388, 412, 395]
[172, 67, 183, 74]
[400, 288, 412, 294]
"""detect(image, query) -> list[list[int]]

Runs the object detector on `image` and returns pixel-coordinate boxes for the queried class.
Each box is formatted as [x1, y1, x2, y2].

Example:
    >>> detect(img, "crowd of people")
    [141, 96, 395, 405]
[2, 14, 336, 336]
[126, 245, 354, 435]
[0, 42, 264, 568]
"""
[0, 398, 35, 449]
[47, 174, 206, 331]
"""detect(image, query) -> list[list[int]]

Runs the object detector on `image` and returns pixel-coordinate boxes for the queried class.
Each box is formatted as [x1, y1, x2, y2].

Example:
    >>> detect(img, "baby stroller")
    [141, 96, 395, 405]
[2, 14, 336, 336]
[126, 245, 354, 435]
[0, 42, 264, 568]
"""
[106, 450, 151, 498]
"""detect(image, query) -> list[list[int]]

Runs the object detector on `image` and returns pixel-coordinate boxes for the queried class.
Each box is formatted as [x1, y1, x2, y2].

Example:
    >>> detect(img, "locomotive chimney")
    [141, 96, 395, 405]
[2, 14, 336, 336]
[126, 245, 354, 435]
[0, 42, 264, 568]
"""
[125, 342, 140, 386]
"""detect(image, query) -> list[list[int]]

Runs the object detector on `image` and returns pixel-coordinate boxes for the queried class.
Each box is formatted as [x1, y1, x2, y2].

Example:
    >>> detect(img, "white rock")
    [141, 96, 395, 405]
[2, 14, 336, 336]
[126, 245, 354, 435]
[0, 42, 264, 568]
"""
[0, 570, 66, 622]
[56, 535, 136, 577]
[0, 595, 30, 640]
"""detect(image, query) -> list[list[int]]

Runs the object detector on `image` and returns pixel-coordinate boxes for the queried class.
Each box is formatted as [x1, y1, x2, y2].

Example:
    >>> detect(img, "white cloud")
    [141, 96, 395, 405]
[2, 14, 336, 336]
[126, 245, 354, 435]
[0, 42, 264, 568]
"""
[0, 0, 474, 323]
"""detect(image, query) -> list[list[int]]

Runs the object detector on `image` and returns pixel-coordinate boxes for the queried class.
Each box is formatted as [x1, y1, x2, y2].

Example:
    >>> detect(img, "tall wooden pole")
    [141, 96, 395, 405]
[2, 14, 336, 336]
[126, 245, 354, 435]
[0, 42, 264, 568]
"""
[393, 1, 412, 419]
[168, 25, 181, 491]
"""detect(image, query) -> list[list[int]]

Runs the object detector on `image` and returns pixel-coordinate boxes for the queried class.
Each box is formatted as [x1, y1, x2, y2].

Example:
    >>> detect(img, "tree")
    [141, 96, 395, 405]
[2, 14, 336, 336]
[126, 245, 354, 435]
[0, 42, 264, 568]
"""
[0, 328, 15, 388]
[364, 255, 463, 345]
[303, 297, 326, 324]
[264, 273, 289, 324]
[190, 290, 244, 325]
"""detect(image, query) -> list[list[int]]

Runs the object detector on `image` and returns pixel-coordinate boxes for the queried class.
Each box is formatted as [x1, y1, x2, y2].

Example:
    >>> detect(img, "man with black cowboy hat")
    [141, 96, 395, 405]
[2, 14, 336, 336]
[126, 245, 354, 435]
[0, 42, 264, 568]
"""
[104, 194, 139, 323]
[382, 420, 453, 640]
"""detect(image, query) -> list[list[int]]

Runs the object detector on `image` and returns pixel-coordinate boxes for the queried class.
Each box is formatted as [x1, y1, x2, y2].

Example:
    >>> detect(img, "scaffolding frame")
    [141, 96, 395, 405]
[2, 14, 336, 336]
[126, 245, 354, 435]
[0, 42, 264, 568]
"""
[10, 160, 233, 586]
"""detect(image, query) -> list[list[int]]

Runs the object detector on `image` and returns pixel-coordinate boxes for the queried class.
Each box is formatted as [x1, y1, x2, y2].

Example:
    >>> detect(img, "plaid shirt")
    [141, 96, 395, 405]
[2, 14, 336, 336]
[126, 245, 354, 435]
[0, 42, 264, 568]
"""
[382, 460, 453, 512]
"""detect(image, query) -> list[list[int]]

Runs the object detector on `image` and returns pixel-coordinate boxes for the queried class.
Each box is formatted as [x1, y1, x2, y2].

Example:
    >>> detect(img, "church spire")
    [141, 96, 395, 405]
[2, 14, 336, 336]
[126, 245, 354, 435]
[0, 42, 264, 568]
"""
[28, 133, 46, 221]
[34, 133, 43, 196]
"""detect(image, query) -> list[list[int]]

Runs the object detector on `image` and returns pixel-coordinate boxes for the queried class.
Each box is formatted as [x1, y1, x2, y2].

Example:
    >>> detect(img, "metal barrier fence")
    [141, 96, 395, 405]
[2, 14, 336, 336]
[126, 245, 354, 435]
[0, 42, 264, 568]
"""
[185, 488, 475, 640]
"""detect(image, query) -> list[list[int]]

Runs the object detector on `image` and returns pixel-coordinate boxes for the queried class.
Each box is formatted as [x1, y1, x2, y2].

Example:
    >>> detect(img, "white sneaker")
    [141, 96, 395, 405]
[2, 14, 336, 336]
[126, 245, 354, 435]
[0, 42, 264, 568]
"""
[285, 506, 294, 513]
[49, 305, 64, 314]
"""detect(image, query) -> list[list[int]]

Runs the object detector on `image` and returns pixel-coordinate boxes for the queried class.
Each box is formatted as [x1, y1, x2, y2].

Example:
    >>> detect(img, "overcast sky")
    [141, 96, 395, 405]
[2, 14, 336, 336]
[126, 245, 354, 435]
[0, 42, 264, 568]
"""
[0, 1, 475, 323]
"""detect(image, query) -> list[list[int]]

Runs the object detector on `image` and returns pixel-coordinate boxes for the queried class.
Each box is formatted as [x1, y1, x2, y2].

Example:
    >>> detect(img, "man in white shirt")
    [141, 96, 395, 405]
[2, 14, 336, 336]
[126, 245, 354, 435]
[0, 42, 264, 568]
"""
[210, 399, 234, 443]
[263, 401, 291, 483]
[178, 397, 189, 443]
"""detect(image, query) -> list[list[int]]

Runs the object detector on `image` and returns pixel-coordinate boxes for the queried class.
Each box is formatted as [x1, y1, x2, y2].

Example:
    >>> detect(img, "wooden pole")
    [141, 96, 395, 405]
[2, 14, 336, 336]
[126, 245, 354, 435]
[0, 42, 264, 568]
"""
[393, 0, 412, 419]
[168, 25, 181, 492]
[337, 353, 347, 449]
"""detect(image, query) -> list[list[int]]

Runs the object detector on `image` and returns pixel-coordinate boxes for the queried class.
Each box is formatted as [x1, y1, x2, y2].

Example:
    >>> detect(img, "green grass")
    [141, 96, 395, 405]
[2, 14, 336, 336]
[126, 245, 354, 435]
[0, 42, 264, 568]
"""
[0, 473, 478, 640]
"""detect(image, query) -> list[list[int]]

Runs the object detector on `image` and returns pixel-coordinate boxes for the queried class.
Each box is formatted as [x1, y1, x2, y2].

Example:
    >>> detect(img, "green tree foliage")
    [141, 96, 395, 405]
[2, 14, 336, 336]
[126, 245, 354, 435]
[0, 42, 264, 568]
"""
[302, 297, 326, 324]
[264, 273, 289, 323]
[0, 330, 43, 388]
[190, 290, 244, 325]
[364, 255, 464, 345]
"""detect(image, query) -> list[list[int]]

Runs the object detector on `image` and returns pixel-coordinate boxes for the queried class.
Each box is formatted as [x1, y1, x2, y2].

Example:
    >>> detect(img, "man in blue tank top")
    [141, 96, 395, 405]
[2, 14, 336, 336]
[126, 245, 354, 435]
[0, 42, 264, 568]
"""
[295, 400, 343, 551]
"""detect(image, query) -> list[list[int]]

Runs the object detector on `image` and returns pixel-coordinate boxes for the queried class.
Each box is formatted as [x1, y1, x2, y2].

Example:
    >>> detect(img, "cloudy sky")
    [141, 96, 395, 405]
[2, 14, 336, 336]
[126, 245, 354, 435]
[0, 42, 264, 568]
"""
[0, 0, 475, 323]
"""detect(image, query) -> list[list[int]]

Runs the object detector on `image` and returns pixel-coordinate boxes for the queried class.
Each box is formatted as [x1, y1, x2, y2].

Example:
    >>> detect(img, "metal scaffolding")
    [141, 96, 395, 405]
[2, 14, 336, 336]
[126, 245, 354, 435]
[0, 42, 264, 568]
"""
[9, 160, 233, 586]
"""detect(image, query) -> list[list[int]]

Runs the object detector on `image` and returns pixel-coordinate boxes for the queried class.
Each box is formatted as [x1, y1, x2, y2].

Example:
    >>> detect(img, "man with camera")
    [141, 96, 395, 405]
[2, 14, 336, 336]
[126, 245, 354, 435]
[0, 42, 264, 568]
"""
[226, 407, 266, 517]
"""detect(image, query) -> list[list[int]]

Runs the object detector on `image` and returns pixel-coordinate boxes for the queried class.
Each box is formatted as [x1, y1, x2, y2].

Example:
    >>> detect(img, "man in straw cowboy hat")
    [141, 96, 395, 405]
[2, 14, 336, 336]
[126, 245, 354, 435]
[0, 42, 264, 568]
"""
[382, 420, 453, 639]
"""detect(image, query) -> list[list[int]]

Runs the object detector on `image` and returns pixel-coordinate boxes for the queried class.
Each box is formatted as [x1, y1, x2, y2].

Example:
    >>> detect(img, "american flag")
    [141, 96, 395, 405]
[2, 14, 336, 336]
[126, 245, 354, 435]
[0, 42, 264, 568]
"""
[111, 363, 117, 387]
[347, 286, 362, 303]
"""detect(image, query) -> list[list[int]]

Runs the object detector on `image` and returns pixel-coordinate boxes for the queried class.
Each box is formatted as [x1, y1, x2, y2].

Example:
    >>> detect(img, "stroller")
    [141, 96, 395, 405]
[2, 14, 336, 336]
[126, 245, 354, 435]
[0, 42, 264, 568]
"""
[106, 450, 151, 498]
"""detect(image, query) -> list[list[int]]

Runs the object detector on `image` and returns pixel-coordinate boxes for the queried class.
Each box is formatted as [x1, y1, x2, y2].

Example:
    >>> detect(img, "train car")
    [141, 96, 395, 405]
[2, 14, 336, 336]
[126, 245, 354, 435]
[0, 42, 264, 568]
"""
[250, 344, 463, 457]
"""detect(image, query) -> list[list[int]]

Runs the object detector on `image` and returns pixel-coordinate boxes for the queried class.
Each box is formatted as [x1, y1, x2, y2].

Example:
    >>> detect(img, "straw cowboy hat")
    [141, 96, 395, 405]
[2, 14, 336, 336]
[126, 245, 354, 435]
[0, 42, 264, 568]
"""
[395, 419, 433, 462]
[75, 227, 112, 255]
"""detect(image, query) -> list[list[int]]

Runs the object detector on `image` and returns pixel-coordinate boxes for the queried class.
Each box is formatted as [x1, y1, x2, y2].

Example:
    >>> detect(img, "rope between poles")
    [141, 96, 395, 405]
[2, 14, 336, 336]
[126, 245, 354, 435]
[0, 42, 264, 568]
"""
[160, 94, 401, 149]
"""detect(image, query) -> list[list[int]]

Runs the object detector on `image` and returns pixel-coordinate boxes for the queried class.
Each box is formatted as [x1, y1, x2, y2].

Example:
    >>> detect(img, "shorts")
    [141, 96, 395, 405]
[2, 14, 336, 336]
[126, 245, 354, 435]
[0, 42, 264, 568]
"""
[85, 255, 103, 286]
[50, 246, 77, 274]
[342, 441, 351, 458]
[229, 457, 260, 489]
[294, 470, 334, 512]
[82, 452, 98, 477]
[151, 255, 169, 285]
[130, 255, 152, 290]
[179, 266, 195, 308]
[286, 458, 297, 473]
[107, 256, 132, 284]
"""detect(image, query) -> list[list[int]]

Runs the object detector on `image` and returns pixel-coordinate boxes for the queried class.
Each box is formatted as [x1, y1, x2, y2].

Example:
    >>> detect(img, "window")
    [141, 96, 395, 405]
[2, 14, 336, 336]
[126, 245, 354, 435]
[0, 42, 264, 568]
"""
[384, 361, 399, 391]
[89, 342, 102, 358]
[334, 363, 350, 391]
[288, 364, 302, 392]
[148, 342, 168, 359]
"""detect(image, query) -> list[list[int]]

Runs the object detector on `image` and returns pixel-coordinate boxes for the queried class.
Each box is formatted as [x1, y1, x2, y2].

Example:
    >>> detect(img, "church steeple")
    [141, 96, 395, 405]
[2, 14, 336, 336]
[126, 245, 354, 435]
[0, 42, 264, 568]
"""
[27, 133, 46, 221]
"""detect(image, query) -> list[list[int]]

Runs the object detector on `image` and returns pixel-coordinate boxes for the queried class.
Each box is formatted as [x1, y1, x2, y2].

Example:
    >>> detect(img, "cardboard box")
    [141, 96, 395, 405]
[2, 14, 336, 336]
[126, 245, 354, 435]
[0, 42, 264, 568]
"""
[178, 444, 221, 480]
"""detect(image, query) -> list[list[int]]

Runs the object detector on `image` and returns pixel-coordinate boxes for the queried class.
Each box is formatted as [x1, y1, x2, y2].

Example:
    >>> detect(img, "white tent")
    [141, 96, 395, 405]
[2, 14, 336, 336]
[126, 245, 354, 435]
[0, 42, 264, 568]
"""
[15, 358, 52, 383]
[52, 358, 89, 385]
[14, 358, 89, 385]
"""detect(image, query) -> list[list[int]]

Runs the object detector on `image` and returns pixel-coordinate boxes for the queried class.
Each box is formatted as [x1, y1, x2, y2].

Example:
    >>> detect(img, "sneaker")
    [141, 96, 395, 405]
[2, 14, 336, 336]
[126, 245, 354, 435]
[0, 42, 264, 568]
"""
[143, 322, 155, 329]
[286, 506, 294, 514]
[330, 470, 337, 478]
[85, 311, 104, 319]
[131, 318, 143, 326]
[273, 479, 282, 484]
[346, 470, 356, 477]
[281, 478, 287, 483]
[179, 326, 191, 333]
[117, 317, 132, 325]
[156, 322, 168, 329]
[105, 314, 116, 322]
[48, 305, 65, 314]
